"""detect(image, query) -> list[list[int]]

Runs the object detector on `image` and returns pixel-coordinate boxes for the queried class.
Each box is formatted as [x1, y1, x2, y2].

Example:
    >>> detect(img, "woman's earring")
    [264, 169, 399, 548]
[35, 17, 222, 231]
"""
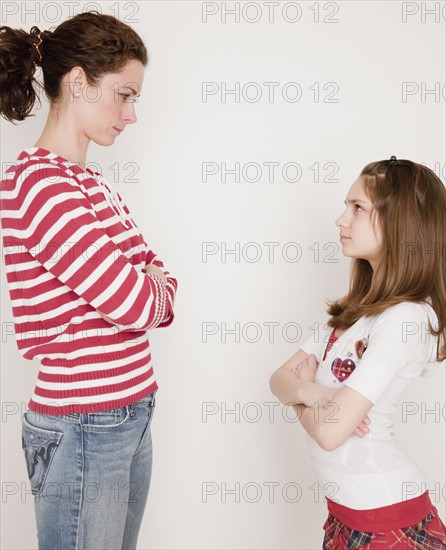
[74, 92, 80, 98]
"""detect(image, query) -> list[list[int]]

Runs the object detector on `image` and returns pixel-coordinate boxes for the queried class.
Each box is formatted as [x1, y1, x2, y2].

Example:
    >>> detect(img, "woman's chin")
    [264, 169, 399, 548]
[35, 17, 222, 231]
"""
[92, 136, 116, 147]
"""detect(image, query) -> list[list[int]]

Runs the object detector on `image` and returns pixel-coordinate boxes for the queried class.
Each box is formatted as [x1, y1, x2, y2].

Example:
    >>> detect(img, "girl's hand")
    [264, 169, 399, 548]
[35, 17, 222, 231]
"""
[300, 384, 338, 408]
[290, 355, 337, 407]
[291, 354, 319, 383]
[143, 263, 167, 285]
[351, 415, 371, 438]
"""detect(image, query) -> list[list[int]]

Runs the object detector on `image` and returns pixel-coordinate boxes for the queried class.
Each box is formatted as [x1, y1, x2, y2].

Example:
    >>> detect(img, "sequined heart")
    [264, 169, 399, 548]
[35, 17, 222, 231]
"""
[355, 338, 368, 359]
[331, 358, 356, 382]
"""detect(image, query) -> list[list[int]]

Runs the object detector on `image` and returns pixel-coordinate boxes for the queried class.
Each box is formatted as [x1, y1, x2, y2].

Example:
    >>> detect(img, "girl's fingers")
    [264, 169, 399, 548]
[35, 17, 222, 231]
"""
[360, 421, 369, 433]
[352, 421, 370, 437]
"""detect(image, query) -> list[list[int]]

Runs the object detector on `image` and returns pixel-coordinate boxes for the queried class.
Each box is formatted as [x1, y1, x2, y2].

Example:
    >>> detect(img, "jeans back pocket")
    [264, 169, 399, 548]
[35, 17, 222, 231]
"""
[21, 415, 63, 496]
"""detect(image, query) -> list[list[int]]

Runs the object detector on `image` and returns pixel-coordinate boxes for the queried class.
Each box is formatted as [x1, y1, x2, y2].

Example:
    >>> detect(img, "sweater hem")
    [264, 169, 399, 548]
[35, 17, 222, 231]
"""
[27, 380, 159, 415]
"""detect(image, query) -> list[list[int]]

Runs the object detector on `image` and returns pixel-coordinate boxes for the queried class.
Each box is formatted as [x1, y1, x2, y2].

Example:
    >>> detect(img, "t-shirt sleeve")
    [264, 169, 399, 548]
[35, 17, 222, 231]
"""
[300, 317, 332, 363]
[343, 303, 430, 403]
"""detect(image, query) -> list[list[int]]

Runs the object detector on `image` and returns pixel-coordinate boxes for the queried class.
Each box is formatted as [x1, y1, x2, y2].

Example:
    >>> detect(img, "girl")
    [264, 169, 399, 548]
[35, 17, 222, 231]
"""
[270, 157, 446, 549]
[0, 12, 177, 549]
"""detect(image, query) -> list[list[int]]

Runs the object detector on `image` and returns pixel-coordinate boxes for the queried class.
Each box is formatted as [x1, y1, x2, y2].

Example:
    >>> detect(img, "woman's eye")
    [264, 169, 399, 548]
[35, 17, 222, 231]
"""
[355, 204, 364, 212]
[120, 94, 138, 102]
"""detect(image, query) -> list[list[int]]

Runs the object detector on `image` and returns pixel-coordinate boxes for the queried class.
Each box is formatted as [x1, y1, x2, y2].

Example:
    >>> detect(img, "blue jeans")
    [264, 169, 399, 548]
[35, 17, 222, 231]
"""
[20, 393, 156, 550]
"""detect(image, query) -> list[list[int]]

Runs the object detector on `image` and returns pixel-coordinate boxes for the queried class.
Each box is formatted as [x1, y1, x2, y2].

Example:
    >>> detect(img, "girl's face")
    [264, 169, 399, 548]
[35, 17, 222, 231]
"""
[73, 59, 145, 146]
[335, 175, 383, 270]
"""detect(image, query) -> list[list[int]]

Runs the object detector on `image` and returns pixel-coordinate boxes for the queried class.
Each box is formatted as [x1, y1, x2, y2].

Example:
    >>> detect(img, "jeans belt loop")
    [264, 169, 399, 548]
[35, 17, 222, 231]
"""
[128, 403, 135, 417]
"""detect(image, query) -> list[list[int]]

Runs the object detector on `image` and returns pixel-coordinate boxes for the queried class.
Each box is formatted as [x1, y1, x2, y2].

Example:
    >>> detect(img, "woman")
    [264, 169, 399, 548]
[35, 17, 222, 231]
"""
[270, 157, 446, 549]
[0, 12, 177, 549]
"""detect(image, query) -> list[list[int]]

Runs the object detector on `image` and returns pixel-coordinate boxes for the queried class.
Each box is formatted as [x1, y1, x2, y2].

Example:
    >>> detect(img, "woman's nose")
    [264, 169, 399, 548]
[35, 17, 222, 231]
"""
[124, 103, 137, 124]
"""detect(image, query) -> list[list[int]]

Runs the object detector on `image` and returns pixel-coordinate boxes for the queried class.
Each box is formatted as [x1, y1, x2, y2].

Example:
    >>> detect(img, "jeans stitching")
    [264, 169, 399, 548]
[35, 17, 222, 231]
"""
[21, 418, 63, 497]
[75, 418, 85, 550]
[82, 408, 130, 431]
[133, 403, 155, 456]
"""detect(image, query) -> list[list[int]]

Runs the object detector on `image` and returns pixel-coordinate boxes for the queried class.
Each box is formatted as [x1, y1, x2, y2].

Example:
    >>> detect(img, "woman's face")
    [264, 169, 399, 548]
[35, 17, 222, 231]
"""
[71, 59, 145, 146]
[335, 175, 383, 270]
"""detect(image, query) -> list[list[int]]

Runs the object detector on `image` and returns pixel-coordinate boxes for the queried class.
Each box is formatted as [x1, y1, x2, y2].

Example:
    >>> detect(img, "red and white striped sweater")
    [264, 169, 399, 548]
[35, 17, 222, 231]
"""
[0, 147, 177, 415]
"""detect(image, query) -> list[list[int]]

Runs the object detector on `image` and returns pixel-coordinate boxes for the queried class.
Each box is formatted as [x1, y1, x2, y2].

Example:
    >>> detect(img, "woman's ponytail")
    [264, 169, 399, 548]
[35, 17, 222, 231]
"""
[0, 25, 49, 123]
[0, 12, 148, 125]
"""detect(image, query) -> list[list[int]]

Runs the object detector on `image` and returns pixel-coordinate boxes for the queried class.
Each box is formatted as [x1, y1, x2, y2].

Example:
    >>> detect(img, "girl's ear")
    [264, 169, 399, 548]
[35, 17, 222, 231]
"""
[370, 208, 383, 241]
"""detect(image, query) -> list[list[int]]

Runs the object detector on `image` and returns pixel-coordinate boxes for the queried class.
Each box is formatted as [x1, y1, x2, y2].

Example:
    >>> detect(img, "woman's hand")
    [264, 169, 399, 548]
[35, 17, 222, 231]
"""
[143, 263, 167, 285]
[97, 311, 115, 324]
[96, 264, 167, 324]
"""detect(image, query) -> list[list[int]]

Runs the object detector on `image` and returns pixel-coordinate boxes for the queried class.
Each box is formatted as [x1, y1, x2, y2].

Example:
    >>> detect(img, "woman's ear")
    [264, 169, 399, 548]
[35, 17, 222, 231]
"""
[63, 66, 86, 101]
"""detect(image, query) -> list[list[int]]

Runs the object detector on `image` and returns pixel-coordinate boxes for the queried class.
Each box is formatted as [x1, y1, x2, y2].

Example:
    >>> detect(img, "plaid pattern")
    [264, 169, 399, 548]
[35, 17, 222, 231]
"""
[323, 508, 446, 549]
[323, 329, 338, 361]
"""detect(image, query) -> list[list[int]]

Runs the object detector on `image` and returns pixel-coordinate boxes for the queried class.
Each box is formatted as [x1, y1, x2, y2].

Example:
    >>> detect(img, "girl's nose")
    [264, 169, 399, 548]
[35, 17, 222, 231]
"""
[335, 210, 348, 228]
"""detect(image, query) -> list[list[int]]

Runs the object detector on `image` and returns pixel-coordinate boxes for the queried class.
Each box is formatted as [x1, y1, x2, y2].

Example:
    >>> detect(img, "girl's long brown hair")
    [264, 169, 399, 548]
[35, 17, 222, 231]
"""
[327, 158, 446, 361]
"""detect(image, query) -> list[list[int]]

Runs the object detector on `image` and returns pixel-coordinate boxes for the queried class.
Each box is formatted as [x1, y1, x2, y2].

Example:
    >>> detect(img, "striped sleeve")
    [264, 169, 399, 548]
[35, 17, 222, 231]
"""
[4, 161, 173, 331]
[113, 187, 178, 329]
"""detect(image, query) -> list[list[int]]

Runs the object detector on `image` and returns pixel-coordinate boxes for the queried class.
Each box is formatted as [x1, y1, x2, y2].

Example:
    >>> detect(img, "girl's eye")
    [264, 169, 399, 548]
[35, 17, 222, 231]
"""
[354, 204, 364, 212]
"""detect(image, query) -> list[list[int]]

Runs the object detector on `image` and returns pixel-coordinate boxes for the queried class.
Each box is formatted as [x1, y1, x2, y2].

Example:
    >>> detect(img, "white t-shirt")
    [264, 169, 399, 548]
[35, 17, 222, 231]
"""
[300, 301, 443, 509]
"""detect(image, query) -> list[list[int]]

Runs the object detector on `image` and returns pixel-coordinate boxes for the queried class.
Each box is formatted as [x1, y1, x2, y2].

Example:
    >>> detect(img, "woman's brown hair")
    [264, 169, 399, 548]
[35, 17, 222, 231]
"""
[327, 158, 446, 361]
[0, 11, 148, 123]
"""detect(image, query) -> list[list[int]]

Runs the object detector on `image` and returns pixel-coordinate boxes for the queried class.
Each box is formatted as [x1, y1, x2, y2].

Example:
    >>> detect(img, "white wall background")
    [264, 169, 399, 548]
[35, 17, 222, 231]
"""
[1, 1, 445, 549]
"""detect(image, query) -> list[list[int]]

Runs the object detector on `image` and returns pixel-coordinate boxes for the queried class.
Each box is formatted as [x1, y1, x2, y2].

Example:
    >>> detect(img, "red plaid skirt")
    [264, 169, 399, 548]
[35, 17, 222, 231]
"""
[322, 506, 446, 549]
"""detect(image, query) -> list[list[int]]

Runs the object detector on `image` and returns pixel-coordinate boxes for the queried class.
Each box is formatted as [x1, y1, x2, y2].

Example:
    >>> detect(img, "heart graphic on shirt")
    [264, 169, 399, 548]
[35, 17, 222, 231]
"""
[331, 358, 356, 382]
[355, 338, 368, 359]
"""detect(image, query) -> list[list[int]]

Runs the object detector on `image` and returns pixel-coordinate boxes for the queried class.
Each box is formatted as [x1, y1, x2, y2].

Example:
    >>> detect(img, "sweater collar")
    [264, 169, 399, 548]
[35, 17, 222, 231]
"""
[18, 147, 131, 228]
[19, 146, 80, 168]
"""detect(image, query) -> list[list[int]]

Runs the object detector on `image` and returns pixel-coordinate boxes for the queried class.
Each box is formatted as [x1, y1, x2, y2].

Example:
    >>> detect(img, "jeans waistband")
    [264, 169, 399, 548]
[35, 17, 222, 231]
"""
[127, 392, 156, 417]
[26, 391, 157, 425]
